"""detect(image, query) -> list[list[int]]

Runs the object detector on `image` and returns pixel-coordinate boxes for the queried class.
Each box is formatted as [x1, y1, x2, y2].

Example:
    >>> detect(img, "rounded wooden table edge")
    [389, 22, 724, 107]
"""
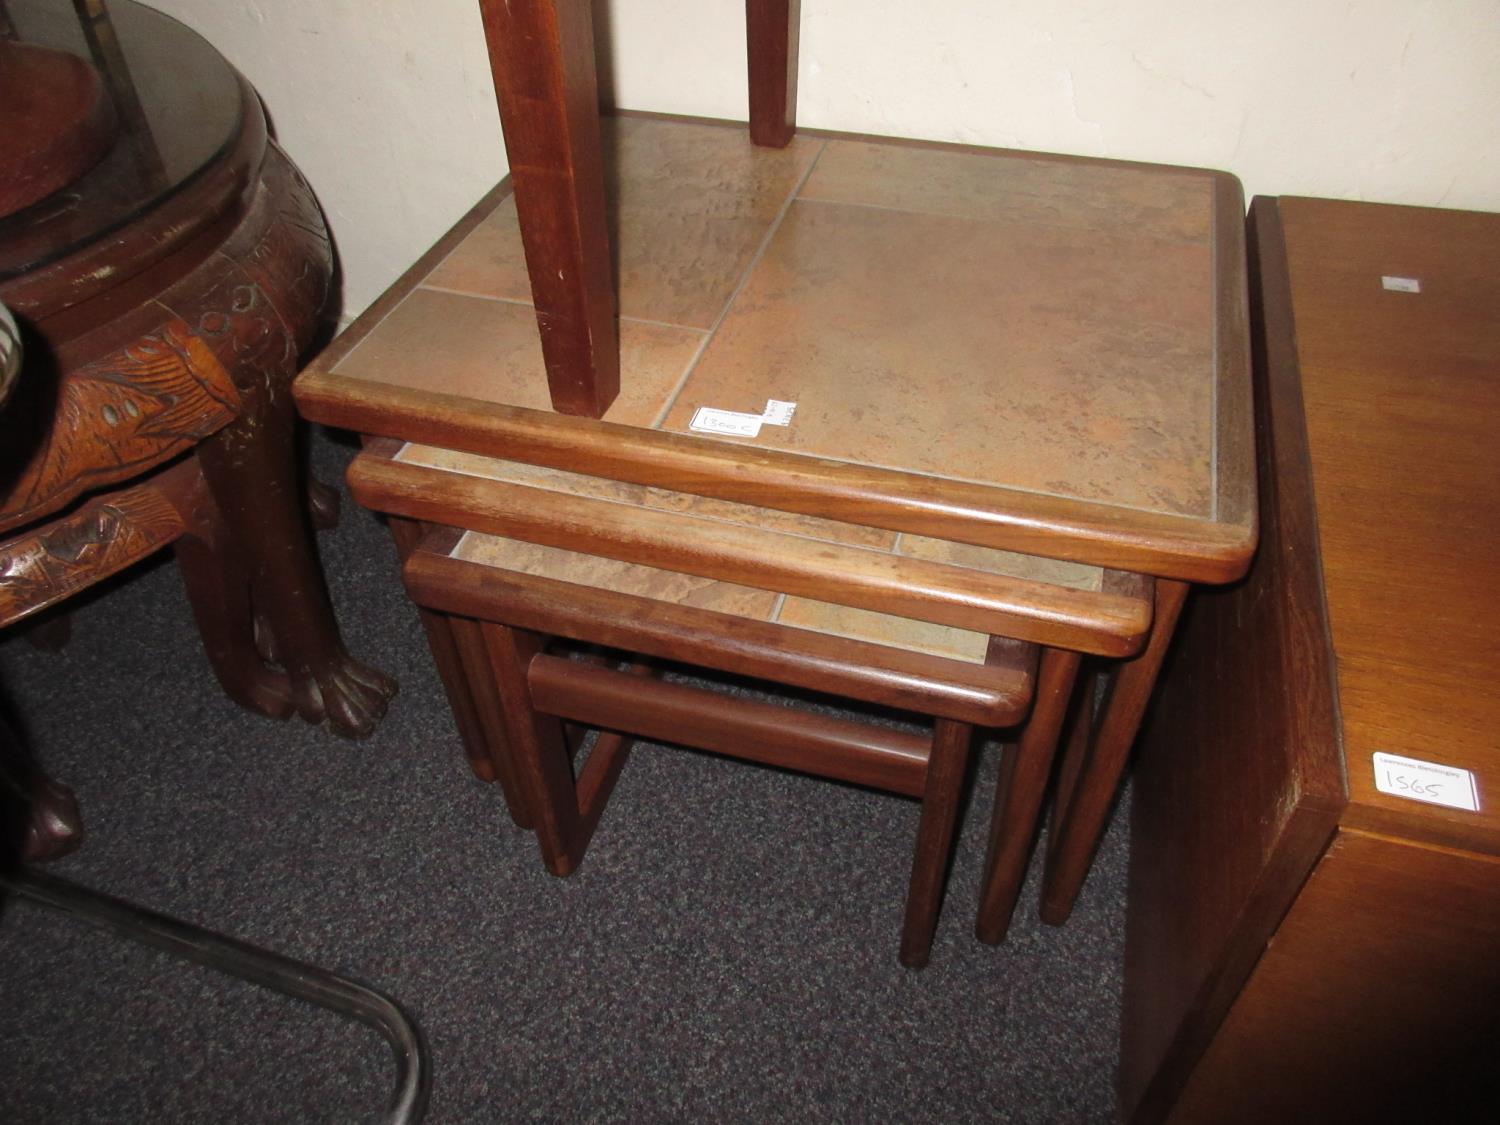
[294, 371, 1259, 586]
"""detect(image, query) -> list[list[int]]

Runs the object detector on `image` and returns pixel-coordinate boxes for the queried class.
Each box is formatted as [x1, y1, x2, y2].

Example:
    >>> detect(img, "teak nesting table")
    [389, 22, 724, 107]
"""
[295, 110, 1255, 960]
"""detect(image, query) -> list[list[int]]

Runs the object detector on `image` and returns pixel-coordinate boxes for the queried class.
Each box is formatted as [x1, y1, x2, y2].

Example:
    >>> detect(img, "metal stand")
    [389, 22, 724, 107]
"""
[2, 867, 431, 1125]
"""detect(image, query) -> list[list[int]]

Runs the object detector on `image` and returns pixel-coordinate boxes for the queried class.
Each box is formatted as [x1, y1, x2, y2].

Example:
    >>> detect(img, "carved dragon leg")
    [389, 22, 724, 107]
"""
[169, 463, 298, 722]
[193, 362, 394, 739]
[162, 146, 394, 739]
[255, 450, 340, 668]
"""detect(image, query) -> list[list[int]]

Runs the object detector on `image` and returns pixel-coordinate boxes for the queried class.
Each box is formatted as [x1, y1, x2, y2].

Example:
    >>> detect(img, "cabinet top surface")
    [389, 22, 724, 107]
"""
[300, 116, 1255, 581]
[1276, 196, 1500, 847]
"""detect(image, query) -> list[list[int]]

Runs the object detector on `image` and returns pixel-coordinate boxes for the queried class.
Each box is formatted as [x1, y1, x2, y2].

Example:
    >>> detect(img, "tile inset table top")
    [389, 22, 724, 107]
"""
[304, 114, 1254, 583]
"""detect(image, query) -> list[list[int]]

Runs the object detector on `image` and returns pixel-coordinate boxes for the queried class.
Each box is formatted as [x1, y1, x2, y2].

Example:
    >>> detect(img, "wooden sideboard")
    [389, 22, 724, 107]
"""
[1119, 197, 1500, 1123]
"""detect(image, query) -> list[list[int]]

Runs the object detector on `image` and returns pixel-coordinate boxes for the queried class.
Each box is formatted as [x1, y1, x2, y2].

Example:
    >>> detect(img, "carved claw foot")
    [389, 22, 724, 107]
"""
[307, 474, 341, 532]
[288, 652, 398, 740]
[23, 776, 84, 863]
[252, 605, 281, 667]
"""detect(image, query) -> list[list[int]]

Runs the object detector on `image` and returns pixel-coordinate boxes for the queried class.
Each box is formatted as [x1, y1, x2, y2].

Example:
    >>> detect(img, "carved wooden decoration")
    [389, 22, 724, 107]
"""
[0, 322, 239, 534]
[0, 469, 187, 626]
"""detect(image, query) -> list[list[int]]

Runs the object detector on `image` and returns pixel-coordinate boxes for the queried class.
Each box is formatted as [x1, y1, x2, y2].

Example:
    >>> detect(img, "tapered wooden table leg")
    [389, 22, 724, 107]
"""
[448, 616, 534, 829]
[1040, 580, 1189, 925]
[975, 648, 1082, 944]
[384, 515, 532, 826]
[899, 717, 975, 969]
[481, 622, 581, 874]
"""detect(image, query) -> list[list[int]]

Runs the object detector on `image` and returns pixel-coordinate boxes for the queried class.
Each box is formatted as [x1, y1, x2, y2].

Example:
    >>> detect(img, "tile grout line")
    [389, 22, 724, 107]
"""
[418, 283, 711, 336]
[649, 140, 830, 430]
[327, 187, 517, 373]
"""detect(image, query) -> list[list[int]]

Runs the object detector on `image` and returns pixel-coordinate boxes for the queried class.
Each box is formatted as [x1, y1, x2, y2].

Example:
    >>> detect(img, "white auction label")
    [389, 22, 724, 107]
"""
[1372, 752, 1480, 812]
[689, 406, 763, 438]
[1381, 275, 1421, 293]
[761, 399, 798, 426]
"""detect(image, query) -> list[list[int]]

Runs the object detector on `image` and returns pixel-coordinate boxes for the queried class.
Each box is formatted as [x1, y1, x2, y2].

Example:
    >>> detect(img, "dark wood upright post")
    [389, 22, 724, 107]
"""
[478, 0, 619, 418]
[746, 0, 799, 147]
[1041, 579, 1190, 925]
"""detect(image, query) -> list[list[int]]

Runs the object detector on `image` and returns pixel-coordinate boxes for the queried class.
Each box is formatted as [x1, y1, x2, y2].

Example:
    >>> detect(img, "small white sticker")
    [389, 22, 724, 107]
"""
[689, 406, 763, 438]
[1372, 752, 1480, 812]
[761, 399, 798, 426]
[1381, 276, 1421, 293]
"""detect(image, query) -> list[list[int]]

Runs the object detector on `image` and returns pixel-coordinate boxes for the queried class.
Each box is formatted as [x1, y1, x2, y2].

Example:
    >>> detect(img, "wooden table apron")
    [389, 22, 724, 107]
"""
[295, 119, 1257, 921]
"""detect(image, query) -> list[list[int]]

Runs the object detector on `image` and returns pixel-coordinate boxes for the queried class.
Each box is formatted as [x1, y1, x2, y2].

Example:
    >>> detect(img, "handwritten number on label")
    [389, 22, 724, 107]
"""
[1384, 770, 1444, 799]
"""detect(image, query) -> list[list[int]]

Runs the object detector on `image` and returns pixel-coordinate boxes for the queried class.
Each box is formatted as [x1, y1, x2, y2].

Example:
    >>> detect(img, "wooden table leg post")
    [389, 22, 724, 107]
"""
[480, 622, 582, 875]
[1040, 579, 1190, 925]
[975, 647, 1082, 945]
[447, 616, 535, 830]
[478, 0, 619, 418]
[383, 514, 534, 827]
[746, 0, 800, 147]
[899, 717, 974, 969]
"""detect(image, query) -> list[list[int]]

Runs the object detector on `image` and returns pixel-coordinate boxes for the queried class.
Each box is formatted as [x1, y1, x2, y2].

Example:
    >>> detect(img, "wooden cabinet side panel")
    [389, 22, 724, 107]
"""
[1170, 830, 1500, 1124]
[1119, 197, 1346, 1120]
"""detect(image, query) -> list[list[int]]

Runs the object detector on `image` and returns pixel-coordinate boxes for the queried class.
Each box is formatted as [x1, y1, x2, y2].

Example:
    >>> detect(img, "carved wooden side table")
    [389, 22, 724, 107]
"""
[0, 0, 394, 753]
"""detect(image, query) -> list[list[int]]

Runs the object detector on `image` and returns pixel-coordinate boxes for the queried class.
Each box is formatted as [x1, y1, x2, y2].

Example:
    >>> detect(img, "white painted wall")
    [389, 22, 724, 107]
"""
[149, 0, 1500, 318]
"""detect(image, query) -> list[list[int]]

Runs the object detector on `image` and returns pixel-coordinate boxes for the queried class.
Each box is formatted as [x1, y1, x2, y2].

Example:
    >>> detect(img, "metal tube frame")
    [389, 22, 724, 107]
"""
[2, 867, 431, 1125]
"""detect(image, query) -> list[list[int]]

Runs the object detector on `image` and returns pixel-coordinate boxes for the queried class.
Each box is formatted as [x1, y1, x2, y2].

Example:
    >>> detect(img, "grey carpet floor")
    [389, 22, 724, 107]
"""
[0, 427, 1129, 1124]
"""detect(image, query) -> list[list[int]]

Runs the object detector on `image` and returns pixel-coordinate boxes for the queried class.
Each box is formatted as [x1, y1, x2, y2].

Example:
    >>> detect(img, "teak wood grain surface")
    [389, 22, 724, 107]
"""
[1278, 197, 1500, 854]
[1122, 197, 1500, 1123]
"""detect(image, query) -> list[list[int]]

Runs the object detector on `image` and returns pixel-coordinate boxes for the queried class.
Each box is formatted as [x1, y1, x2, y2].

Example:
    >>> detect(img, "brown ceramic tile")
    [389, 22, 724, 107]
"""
[424, 117, 822, 329]
[453, 533, 780, 620]
[774, 598, 990, 665]
[331, 287, 698, 425]
[421, 194, 533, 306]
[801, 140, 1214, 244]
[659, 199, 1216, 518]
[896, 536, 1103, 591]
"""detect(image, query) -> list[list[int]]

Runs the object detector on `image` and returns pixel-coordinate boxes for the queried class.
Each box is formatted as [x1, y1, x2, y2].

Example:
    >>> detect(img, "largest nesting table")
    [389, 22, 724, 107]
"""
[295, 114, 1256, 938]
